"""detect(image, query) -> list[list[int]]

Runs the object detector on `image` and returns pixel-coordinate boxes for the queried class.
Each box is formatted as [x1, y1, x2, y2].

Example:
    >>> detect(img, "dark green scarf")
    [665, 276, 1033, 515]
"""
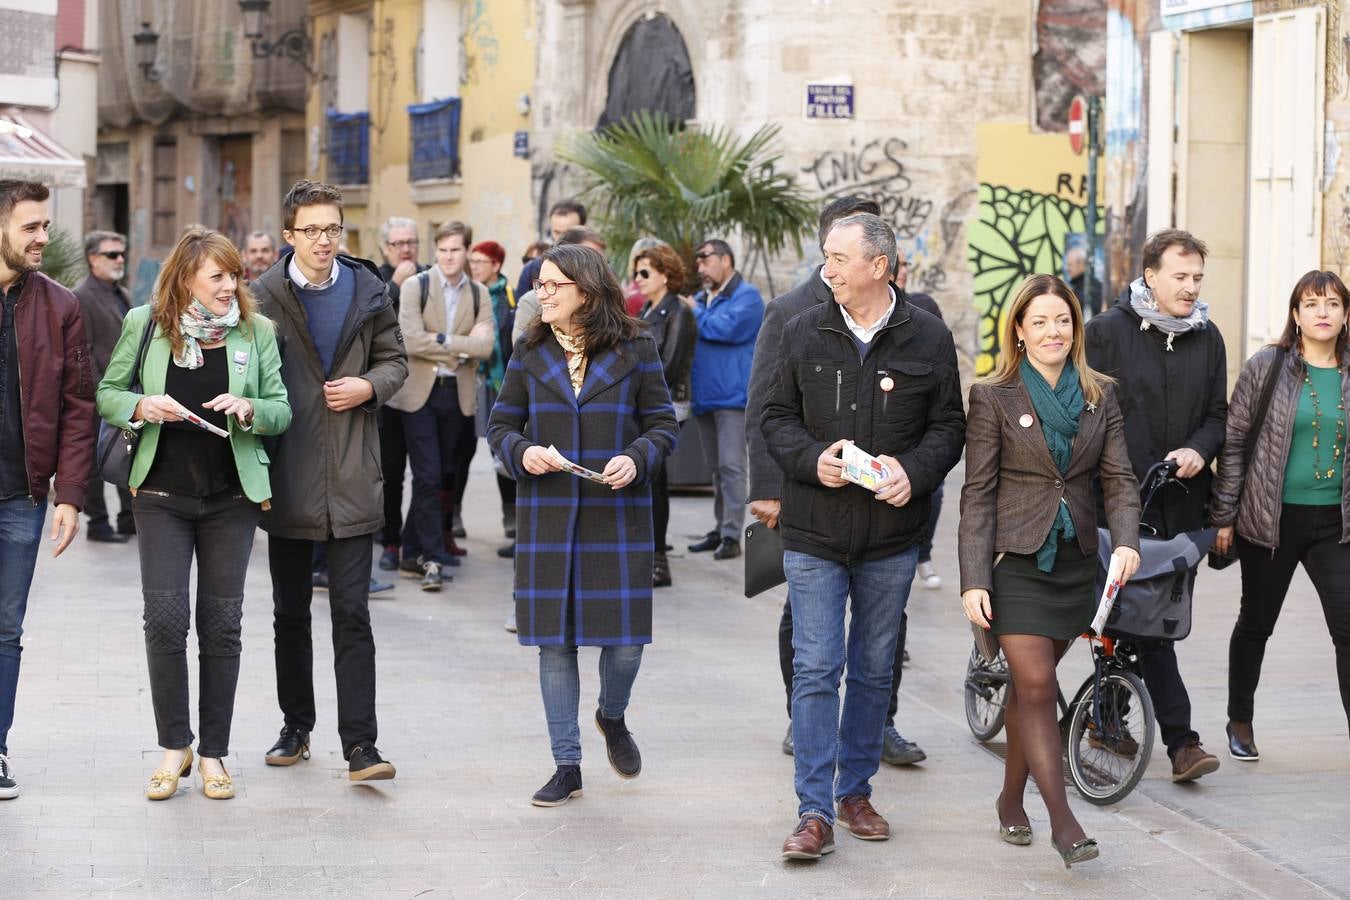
[1021, 356, 1083, 572]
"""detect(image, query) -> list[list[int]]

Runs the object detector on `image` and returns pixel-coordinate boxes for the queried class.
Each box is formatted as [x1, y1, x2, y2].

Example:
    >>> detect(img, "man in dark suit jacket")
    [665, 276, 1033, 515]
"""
[745, 197, 928, 768]
[74, 230, 133, 542]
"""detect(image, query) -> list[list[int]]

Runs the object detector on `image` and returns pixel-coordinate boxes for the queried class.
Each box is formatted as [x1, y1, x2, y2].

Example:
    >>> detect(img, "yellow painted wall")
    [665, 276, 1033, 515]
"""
[304, 0, 536, 269]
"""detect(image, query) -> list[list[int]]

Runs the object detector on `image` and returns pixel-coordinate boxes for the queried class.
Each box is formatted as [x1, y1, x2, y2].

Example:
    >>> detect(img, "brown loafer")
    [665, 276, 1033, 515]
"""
[836, 794, 890, 840]
[781, 815, 835, 860]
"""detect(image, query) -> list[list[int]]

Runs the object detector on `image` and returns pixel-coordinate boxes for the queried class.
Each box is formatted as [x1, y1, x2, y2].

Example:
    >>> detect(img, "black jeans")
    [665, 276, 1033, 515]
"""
[918, 482, 944, 564]
[780, 598, 908, 726]
[1134, 639, 1199, 757]
[652, 466, 671, 553]
[1230, 503, 1350, 732]
[403, 379, 472, 564]
[133, 489, 259, 757]
[269, 533, 379, 757]
[378, 406, 407, 548]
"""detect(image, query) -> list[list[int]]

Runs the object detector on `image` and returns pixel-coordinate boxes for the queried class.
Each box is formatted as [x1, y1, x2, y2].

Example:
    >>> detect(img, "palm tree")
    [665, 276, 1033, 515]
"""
[556, 111, 815, 292]
[39, 226, 85, 289]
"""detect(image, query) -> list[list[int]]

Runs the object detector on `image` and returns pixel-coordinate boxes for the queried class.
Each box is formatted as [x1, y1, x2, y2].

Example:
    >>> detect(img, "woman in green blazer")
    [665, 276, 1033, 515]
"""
[97, 226, 290, 802]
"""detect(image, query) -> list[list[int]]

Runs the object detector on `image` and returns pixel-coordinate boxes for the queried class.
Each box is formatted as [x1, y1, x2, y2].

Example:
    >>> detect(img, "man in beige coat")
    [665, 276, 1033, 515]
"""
[387, 220, 493, 589]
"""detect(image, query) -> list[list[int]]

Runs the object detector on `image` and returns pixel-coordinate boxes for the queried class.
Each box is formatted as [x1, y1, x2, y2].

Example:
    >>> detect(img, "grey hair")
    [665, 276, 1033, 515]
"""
[829, 213, 897, 275]
[245, 230, 276, 250]
[380, 216, 418, 245]
[83, 230, 125, 259]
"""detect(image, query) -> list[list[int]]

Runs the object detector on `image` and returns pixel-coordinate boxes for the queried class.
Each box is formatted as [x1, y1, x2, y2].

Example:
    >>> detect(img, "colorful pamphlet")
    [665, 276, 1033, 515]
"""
[545, 445, 609, 484]
[1089, 552, 1126, 637]
[841, 441, 891, 492]
[167, 396, 230, 439]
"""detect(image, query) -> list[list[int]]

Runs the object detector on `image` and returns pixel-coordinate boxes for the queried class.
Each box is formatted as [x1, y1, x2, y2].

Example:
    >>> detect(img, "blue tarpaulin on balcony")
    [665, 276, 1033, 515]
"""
[326, 109, 369, 185]
[408, 98, 461, 182]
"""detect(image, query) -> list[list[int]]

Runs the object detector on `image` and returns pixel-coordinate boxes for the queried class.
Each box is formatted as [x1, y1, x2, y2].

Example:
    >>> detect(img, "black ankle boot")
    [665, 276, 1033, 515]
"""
[594, 709, 641, 778]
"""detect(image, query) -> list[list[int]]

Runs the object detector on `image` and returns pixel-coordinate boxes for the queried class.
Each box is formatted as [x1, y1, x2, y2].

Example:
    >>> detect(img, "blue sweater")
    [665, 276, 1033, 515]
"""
[295, 262, 355, 376]
[689, 273, 764, 414]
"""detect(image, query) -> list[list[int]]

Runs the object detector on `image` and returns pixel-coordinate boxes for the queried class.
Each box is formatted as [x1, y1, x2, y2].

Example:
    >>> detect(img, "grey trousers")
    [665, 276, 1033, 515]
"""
[695, 408, 748, 541]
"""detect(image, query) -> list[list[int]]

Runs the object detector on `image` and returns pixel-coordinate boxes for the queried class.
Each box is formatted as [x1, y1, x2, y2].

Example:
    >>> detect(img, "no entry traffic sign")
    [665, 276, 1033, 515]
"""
[1068, 95, 1086, 156]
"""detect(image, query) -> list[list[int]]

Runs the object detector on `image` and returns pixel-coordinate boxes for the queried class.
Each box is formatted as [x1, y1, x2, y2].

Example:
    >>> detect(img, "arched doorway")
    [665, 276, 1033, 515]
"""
[597, 14, 695, 129]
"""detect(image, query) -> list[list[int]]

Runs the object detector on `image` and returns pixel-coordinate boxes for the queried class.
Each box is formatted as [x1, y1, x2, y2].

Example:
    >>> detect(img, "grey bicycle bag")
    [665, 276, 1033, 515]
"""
[1095, 527, 1217, 641]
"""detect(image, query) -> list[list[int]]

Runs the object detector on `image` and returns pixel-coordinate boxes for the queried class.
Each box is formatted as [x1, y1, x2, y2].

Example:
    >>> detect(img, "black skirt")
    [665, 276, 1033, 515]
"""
[990, 537, 1096, 640]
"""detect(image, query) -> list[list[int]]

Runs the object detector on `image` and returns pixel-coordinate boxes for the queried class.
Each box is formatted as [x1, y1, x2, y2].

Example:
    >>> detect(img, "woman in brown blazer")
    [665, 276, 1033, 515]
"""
[959, 274, 1142, 868]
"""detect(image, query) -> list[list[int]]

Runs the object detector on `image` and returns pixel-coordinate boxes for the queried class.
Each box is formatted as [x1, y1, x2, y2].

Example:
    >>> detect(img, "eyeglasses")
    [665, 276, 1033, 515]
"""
[386, 239, 418, 250]
[634, 268, 652, 280]
[294, 224, 344, 241]
[533, 279, 577, 297]
[98, 250, 126, 260]
[468, 256, 493, 266]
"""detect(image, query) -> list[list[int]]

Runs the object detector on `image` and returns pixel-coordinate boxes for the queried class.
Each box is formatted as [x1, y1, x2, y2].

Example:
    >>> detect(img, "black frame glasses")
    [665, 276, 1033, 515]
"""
[532, 279, 577, 297]
[295, 224, 344, 241]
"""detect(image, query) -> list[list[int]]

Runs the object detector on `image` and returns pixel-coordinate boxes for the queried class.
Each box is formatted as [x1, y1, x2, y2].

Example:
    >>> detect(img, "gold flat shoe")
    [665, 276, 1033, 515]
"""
[1053, 837, 1099, 869]
[145, 747, 193, 801]
[198, 759, 235, 800]
[999, 824, 1033, 846]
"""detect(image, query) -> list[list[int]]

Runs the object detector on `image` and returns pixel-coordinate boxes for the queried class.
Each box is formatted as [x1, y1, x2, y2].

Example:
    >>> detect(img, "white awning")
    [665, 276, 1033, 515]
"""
[0, 112, 86, 189]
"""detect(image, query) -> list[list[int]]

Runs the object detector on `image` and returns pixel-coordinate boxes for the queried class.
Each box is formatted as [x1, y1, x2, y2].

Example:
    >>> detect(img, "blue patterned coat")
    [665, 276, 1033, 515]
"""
[488, 331, 678, 646]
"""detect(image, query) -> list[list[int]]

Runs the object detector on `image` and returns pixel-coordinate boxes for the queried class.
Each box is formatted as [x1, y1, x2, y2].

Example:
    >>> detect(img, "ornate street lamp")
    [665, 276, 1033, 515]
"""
[133, 21, 162, 83]
[238, 0, 315, 74]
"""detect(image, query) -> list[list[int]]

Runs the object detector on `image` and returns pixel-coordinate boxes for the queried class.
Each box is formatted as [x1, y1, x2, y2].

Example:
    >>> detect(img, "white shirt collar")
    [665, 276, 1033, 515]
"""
[288, 256, 340, 291]
[434, 266, 469, 293]
[839, 286, 897, 345]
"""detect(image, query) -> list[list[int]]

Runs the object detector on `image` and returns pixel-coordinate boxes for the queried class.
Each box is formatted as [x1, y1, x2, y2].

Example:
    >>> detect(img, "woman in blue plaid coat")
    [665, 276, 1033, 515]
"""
[488, 244, 678, 807]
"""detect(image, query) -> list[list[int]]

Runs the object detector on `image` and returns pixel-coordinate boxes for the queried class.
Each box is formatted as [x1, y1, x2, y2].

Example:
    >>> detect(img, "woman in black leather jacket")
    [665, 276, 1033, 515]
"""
[635, 243, 696, 587]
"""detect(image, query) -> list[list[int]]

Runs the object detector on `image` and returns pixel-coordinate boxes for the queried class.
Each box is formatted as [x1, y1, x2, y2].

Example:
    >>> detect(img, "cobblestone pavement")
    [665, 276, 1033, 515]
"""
[2, 449, 1347, 898]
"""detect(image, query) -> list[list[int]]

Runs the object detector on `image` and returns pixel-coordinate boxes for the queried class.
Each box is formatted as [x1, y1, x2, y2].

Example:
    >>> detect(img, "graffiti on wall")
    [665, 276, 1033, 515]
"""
[967, 184, 1101, 375]
[1033, 0, 1108, 133]
[462, 0, 500, 85]
[800, 138, 935, 240]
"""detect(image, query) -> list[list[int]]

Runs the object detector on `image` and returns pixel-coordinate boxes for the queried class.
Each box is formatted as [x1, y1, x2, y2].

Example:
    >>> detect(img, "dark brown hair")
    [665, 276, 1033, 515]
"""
[0, 180, 49, 229]
[986, 273, 1111, 406]
[1277, 269, 1350, 359]
[153, 226, 256, 360]
[1141, 228, 1208, 276]
[282, 179, 343, 231]
[549, 199, 587, 224]
[433, 220, 472, 246]
[526, 244, 640, 356]
[635, 243, 685, 292]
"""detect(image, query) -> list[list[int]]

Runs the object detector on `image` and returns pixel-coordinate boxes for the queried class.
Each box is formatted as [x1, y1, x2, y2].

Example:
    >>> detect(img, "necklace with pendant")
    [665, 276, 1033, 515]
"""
[1307, 367, 1345, 480]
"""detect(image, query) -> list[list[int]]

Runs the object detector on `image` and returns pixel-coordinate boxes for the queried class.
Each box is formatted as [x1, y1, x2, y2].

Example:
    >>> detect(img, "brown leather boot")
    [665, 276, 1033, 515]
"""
[781, 815, 835, 860]
[1171, 738, 1220, 783]
[836, 795, 890, 840]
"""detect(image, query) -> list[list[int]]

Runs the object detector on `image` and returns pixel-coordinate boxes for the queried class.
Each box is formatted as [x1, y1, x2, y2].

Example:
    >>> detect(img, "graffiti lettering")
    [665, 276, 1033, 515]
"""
[802, 138, 935, 240]
[1055, 172, 1090, 199]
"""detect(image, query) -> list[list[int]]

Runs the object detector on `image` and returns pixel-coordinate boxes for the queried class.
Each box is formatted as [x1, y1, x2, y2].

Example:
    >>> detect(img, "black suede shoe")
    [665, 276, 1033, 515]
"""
[687, 531, 720, 553]
[347, 744, 396, 781]
[87, 522, 129, 543]
[594, 709, 641, 778]
[264, 726, 310, 766]
[1227, 721, 1260, 761]
[531, 765, 582, 807]
[713, 538, 741, 560]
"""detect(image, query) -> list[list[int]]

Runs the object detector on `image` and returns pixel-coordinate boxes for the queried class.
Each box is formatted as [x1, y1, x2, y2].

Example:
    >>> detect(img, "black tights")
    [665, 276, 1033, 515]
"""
[997, 634, 1086, 849]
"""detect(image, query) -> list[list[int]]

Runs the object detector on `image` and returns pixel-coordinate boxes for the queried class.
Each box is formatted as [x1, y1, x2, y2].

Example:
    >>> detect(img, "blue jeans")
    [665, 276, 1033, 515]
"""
[785, 547, 917, 823]
[538, 644, 644, 766]
[0, 497, 46, 756]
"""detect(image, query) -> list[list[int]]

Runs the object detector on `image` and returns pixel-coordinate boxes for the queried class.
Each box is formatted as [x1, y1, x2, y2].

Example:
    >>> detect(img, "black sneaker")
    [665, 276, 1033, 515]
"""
[594, 709, 641, 778]
[531, 764, 582, 807]
[713, 538, 741, 560]
[687, 531, 720, 553]
[86, 522, 129, 543]
[264, 726, 310, 766]
[347, 744, 396, 781]
[0, 753, 18, 800]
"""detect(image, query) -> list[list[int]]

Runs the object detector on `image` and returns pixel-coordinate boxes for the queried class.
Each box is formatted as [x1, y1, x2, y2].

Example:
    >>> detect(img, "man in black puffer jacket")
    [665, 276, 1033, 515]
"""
[764, 213, 964, 861]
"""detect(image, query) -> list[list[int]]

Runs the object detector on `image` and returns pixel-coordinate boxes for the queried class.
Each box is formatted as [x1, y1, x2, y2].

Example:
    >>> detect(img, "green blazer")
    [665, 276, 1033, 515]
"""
[96, 305, 291, 504]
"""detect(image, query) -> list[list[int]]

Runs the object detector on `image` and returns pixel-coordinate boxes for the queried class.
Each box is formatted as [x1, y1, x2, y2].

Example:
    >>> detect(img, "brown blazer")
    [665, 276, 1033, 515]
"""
[958, 374, 1141, 594]
[388, 269, 494, 416]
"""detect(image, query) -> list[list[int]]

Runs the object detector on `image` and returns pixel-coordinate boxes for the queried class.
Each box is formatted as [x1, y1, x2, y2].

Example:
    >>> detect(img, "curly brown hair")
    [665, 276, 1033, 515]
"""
[634, 243, 685, 294]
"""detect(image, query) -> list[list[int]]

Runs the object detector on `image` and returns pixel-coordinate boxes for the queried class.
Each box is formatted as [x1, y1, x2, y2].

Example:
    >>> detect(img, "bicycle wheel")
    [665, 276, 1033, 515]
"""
[964, 644, 1009, 742]
[1066, 670, 1155, 805]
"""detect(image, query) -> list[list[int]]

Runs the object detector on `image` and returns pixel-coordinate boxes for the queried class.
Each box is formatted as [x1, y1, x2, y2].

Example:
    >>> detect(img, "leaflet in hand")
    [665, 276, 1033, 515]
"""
[545, 445, 608, 484]
[167, 396, 230, 439]
[841, 441, 891, 492]
[1088, 552, 1126, 637]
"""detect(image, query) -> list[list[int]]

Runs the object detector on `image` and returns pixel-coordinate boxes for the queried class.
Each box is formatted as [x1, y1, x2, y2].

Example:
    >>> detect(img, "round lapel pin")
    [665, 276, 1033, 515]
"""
[879, 376, 895, 393]
[1019, 414, 1034, 428]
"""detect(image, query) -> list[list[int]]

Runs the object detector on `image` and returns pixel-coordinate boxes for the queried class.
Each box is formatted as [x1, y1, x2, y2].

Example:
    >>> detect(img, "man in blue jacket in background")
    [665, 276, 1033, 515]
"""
[684, 239, 764, 560]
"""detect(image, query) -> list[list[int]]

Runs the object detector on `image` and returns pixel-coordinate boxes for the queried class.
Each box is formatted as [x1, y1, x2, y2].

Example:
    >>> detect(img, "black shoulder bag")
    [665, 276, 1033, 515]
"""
[96, 319, 156, 489]
[1209, 349, 1284, 570]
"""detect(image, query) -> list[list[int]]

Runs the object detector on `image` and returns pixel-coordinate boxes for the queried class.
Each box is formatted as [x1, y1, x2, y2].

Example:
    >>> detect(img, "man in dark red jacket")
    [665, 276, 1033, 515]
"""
[0, 180, 96, 801]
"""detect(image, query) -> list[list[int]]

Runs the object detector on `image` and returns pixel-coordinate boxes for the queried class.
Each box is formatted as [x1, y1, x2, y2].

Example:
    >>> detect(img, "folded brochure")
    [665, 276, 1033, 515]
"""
[841, 441, 891, 492]
[1088, 551, 1126, 637]
[168, 396, 230, 438]
[545, 445, 609, 484]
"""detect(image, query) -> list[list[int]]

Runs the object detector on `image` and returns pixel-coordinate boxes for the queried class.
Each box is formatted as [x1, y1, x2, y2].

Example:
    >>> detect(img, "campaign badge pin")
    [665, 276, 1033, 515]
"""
[879, 376, 895, 392]
[233, 349, 248, 374]
[1019, 414, 1034, 428]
